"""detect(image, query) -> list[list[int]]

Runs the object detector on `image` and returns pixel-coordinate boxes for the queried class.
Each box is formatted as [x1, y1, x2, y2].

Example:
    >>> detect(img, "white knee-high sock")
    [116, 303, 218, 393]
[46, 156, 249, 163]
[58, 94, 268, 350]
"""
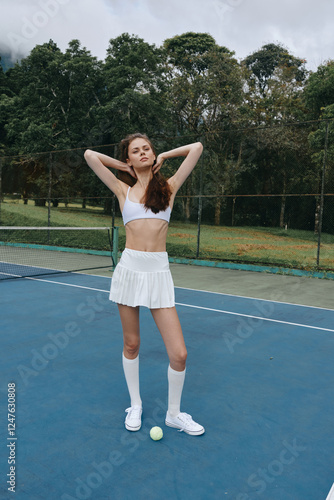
[167, 365, 186, 417]
[122, 353, 142, 408]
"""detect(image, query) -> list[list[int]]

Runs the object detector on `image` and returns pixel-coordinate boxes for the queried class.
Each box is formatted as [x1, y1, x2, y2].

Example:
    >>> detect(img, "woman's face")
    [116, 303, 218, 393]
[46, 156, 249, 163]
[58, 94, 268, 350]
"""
[127, 138, 156, 169]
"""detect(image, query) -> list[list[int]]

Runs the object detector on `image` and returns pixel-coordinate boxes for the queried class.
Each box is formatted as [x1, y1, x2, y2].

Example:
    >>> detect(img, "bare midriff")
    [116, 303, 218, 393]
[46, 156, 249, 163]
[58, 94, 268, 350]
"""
[125, 219, 169, 252]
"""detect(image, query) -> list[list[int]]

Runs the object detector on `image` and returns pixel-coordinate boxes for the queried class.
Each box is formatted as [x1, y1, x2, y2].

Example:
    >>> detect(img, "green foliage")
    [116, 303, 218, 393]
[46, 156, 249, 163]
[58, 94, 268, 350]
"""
[164, 32, 222, 74]
[105, 33, 162, 95]
[308, 107, 334, 192]
[305, 62, 334, 191]
[243, 43, 307, 98]
[163, 32, 241, 133]
[0, 33, 333, 235]
[304, 60, 334, 118]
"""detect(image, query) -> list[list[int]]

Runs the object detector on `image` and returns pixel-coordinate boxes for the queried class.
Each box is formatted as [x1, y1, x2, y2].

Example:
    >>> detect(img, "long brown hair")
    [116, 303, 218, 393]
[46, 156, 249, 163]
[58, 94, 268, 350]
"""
[119, 133, 171, 214]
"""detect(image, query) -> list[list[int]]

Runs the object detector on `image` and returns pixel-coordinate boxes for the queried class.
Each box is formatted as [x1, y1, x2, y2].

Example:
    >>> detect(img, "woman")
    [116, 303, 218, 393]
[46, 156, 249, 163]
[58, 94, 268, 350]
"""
[84, 133, 204, 436]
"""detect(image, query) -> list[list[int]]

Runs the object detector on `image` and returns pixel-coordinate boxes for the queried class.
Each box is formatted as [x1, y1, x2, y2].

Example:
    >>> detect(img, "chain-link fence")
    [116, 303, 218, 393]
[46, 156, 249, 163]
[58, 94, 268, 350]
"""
[0, 120, 333, 272]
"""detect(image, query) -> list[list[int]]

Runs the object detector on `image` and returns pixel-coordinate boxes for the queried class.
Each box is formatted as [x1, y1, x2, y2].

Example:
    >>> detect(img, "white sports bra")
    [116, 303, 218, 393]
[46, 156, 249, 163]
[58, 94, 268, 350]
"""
[122, 187, 171, 226]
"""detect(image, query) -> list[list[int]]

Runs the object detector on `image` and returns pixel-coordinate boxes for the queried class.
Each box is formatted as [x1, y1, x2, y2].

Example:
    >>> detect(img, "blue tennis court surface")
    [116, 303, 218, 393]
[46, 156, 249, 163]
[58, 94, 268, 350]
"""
[1, 268, 334, 500]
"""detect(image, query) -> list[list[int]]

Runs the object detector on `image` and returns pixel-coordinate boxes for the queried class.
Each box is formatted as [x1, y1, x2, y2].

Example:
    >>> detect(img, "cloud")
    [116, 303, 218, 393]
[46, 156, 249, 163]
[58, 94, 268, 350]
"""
[0, 0, 333, 70]
[0, 0, 116, 60]
[208, 0, 334, 68]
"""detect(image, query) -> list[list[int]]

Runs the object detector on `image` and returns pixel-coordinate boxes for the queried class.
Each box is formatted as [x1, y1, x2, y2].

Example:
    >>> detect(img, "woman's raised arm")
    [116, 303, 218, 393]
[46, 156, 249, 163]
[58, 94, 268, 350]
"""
[154, 142, 203, 194]
[84, 149, 136, 197]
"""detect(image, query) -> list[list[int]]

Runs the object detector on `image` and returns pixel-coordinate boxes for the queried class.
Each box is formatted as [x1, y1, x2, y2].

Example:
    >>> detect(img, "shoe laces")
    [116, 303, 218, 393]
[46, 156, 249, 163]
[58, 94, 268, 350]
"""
[125, 405, 142, 419]
[176, 412, 193, 432]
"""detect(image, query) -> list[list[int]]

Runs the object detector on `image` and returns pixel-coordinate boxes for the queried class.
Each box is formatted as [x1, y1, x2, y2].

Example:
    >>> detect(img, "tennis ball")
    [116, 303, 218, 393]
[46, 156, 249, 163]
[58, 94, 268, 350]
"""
[150, 426, 163, 441]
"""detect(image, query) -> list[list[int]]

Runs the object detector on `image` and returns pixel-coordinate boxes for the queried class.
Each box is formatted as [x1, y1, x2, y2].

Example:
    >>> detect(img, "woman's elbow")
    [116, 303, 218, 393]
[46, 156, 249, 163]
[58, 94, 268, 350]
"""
[84, 149, 91, 158]
[195, 142, 203, 153]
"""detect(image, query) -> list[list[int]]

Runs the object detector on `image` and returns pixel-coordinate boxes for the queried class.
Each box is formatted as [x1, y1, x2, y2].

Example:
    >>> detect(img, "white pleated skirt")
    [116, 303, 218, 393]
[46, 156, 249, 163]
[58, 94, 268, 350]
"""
[109, 248, 175, 309]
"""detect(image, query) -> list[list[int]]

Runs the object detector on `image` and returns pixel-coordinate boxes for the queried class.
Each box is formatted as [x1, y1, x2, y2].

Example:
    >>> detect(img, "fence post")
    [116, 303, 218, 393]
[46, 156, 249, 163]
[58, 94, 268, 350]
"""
[316, 121, 329, 267]
[232, 197, 236, 226]
[48, 153, 53, 244]
[196, 136, 205, 259]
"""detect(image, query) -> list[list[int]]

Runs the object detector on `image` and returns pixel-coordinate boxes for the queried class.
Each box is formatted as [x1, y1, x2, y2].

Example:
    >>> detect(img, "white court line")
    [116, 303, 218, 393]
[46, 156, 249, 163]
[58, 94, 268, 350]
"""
[326, 483, 334, 500]
[3, 265, 333, 311]
[174, 285, 334, 312]
[175, 302, 334, 334]
[16, 276, 334, 334]
[22, 276, 107, 293]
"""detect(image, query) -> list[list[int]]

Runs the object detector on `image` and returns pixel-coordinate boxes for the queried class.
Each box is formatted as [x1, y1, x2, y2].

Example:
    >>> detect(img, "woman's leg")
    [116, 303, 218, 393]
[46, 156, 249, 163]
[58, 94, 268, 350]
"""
[151, 306, 205, 435]
[118, 304, 141, 360]
[118, 304, 142, 430]
[150, 306, 187, 372]
[150, 307, 187, 417]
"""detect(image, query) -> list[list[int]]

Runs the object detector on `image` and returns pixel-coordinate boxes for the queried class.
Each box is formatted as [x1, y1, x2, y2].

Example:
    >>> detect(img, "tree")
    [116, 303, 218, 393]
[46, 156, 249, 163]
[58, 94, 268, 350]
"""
[163, 32, 243, 223]
[0, 40, 105, 205]
[163, 32, 217, 74]
[104, 33, 163, 98]
[304, 60, 334, 233]
[163, 32, 241, 132]
[304, 60, 334, 118]
[308, 107, 334, 234]
[239, 43, 309, 227]
[0, 57, 10, 152]
[243, 43, 307, 100]
[100, 33, 170, 141]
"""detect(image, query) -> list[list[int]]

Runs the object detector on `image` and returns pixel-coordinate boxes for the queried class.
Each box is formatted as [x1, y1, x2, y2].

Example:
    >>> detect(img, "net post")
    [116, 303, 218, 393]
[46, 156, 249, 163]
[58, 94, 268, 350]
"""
[111, 226, 119, 269]
[316, 120, 329, 267]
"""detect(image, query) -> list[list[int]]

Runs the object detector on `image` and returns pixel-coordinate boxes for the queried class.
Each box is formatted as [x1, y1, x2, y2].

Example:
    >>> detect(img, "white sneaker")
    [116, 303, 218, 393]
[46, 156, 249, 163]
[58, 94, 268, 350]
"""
[165, 412, 205, 436]
[125, 405, 142, 431]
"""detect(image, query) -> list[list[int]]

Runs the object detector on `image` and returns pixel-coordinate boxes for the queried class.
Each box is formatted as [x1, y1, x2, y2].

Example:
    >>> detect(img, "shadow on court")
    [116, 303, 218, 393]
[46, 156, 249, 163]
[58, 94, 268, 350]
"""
[0, 266, 334, 500]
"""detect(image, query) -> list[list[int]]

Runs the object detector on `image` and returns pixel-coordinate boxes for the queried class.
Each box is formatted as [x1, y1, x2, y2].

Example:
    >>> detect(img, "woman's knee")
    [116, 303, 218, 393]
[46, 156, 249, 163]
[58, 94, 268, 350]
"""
[123, 337, 140, 358]
[170, 347, 187, 370]
[179, 347, 188, 364]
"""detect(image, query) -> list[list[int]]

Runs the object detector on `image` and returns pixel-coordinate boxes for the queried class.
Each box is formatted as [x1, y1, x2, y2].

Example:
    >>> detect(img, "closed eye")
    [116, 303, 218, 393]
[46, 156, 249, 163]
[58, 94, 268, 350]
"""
[131, 146, 151, 154]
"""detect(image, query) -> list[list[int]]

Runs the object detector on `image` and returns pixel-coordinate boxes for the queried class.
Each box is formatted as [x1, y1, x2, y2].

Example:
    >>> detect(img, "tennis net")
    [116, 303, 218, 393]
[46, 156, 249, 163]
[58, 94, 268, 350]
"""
[0, 226, 118, 280]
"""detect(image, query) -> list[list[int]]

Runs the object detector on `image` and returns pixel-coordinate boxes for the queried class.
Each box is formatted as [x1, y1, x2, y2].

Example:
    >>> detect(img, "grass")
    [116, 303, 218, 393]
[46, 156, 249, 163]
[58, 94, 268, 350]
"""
[1, 198, 333, 271]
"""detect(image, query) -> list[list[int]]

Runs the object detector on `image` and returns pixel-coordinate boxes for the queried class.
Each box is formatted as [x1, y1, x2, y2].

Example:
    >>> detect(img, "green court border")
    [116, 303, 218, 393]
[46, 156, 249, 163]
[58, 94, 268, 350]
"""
[168, 256, 334, 280]
[1, 241, 333, 280]
[0, 241, 111, 256]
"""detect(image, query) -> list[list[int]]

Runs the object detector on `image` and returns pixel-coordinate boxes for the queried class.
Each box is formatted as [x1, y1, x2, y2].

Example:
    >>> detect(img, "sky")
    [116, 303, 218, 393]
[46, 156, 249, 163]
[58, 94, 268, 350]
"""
[1, 0, 334, 71]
